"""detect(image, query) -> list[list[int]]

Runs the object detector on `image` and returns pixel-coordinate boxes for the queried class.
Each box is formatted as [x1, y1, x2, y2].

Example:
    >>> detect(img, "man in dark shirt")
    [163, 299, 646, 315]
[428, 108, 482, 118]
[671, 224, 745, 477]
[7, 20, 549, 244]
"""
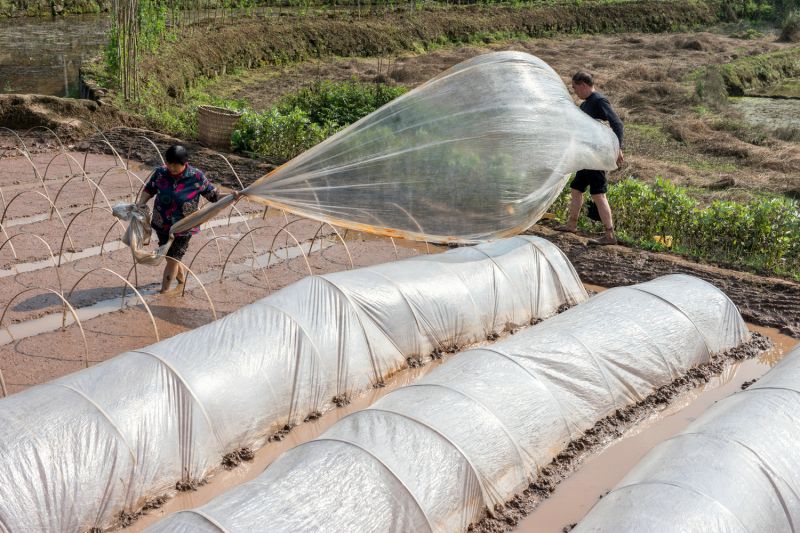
[557, 71, 624, 245]
[138, 145, 221, 293]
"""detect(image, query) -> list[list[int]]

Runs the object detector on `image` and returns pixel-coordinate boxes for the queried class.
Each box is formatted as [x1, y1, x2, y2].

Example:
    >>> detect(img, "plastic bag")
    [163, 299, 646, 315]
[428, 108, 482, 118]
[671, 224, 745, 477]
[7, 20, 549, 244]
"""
[173, 51, 620, 243]
[112, 203, 171, 265]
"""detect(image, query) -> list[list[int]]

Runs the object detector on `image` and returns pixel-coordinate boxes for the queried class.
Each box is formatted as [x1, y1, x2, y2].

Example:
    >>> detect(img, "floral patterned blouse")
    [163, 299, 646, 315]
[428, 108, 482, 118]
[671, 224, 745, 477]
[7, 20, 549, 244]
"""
[144, 165, 220, 236]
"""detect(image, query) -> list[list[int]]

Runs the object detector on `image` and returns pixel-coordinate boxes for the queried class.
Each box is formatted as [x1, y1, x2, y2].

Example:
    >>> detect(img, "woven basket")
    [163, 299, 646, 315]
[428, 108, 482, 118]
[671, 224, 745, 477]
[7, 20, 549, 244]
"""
[197, 105, 242, 150]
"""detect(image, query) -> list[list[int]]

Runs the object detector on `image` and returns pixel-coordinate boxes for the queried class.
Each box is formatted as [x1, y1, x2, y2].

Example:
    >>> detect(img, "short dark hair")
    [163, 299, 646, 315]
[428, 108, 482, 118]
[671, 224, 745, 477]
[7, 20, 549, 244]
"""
[165, 145, 189, 165]
[572, 71, 594, 86]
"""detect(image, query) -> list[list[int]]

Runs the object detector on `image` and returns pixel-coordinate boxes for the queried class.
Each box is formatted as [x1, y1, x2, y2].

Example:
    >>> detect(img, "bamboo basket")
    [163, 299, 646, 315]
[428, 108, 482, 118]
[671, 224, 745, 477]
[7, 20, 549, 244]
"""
[198, 105, 242, 150]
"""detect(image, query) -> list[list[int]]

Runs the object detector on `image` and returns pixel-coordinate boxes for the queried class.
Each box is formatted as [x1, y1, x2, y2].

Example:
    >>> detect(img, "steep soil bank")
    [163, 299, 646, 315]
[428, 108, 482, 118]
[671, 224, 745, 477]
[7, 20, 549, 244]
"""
[0, 0, 107, 17]
[0, 94, 140, 141]
[139, 0, 721, 99]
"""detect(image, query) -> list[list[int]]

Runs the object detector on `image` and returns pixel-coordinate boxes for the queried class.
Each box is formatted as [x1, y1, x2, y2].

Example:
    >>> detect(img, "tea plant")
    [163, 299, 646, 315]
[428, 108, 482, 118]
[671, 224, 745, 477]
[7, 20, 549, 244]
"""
[232, 80, 407, 159]
[553, 177, 800, 280]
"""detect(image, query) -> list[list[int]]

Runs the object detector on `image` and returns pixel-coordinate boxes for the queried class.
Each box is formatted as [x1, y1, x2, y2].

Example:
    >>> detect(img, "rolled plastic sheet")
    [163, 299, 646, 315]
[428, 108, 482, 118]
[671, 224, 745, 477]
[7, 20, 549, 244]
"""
[0, 236, 586, 532]
[146, 274, 749, 533]
[573, 343, 800, 533]
[173, 51, 620, 243]
[112, 202, 171, 265]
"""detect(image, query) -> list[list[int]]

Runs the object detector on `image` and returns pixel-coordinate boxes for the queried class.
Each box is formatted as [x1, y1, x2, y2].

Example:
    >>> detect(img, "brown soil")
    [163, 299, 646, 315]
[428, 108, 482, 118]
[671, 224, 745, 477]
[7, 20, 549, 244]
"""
[530, 225, 800, 337]
[470, 331, 773, 533]
[0, 94, 141, 142]
[139, 1, 720, 101]
[219, 30, 797, 198]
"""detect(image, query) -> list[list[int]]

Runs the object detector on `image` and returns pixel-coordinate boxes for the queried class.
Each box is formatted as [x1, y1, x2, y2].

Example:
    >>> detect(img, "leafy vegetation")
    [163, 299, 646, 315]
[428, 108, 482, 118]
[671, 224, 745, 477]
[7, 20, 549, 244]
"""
[232, 80, 406, 160]
[553, 177, 800, 280]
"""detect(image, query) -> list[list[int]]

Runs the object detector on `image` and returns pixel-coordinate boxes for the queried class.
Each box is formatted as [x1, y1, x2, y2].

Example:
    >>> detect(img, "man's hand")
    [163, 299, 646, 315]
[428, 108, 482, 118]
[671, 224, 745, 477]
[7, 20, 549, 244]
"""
[616, 150, 625, 167]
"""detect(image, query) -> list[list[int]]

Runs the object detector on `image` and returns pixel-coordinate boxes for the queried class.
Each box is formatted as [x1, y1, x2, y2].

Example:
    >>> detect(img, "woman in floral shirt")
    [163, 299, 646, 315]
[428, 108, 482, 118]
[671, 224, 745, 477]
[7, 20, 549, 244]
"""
[138, 145, 221, 293]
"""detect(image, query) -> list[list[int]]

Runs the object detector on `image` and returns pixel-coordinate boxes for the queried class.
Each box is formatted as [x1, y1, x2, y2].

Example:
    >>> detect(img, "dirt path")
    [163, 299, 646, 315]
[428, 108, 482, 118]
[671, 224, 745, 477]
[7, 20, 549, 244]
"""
[530, 225, 800, 337]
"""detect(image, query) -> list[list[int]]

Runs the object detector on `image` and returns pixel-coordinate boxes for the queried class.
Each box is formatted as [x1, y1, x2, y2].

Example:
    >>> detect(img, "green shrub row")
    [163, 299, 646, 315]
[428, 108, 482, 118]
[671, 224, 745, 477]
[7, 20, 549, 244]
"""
[552, 177, 800, 279]
[232, 80, 407, 160]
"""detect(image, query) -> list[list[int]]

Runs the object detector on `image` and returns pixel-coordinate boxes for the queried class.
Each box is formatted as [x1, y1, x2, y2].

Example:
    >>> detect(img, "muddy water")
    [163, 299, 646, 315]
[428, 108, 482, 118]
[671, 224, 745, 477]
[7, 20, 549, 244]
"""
[0, 14, 109, 97]
[127, 358, 447, 530]
[730, 96, 800, 132]
[515, 323, 796, 533]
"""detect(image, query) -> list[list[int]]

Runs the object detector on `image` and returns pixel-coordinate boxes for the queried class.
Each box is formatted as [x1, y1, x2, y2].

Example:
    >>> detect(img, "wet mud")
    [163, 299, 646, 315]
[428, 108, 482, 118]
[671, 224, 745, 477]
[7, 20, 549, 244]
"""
[470, 332, 773, 533]
[531, 226, 800, 338]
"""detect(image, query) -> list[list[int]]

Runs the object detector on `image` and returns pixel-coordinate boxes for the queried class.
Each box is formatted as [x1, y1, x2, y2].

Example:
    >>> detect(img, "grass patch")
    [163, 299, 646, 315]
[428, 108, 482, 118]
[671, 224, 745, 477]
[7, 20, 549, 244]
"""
[719, 47, 800, 95]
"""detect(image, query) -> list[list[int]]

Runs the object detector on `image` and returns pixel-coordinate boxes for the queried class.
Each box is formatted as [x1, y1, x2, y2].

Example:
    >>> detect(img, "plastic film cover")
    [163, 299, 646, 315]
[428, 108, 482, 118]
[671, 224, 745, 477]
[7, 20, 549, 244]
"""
[171, 51, 620, 244]
[149, 274, 748, 533]
[574, 344, 800, 533]
[0, 236, 584, 532]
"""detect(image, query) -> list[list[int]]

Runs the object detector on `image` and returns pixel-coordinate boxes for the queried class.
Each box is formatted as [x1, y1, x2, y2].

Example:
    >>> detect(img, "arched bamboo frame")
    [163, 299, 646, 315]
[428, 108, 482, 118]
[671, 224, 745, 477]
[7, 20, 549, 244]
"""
[0, 127, 28, 152]
[92, 165, 144, 205]
[213, 153, 246, 191]
[14, 147, 51, 202]
[57, 206, 113, 267]
[390, 202, 430, 254]
[219, 225, 312, 287]
[0, 232, 63, 294]
[68, 266, 160, 342]
[0, 220, 15, 259]
[88, 124, 126, 169]
[186, 235, 235, 274]
[22, 125, 75, 179]
[51, 169, 114, 215]
[139, 136, 164, 165]
[0, 190, 75, 252]
[308, 221, 354, 269]
[99, 218, 127, 257]
[0, 287, 90, 369]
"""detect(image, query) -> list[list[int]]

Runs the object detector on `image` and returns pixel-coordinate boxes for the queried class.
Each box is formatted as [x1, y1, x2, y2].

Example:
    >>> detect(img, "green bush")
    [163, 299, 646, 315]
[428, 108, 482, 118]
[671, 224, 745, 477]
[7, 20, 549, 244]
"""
[780, 9, 800, 41]
[278, 80, 407, 130]
[232, 80, 407, 160]
[232, 107, 333, 161]
[554, 177, 800, 279]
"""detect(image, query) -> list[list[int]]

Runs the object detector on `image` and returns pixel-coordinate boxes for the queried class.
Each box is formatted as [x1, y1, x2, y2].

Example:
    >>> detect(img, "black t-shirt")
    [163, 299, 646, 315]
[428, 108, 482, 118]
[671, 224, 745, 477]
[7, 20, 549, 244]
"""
[580, 91, 624, 147]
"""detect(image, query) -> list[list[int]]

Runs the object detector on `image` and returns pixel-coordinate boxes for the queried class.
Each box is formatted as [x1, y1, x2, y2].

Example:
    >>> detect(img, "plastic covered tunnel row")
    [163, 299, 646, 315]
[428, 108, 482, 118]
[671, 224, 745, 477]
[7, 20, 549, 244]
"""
[573, 343, 800, 533]
[147, 274, 750, 533]
[173, 51, 621, 244]
[0, 236, 586, 533]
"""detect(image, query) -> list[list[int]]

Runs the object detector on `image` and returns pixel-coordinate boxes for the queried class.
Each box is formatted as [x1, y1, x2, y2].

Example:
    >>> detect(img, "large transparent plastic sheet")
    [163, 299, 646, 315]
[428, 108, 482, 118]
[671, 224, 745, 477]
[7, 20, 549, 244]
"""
[145, 274, 750, 533]
[573, 343, 800, 533]
[171, 51, 620, 245]
[0, 236, 586, 533]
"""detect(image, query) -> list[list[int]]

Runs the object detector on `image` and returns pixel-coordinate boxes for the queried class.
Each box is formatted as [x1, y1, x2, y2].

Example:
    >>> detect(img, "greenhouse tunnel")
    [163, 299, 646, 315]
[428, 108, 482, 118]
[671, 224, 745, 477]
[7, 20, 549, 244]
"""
[573, 343, 800, 533]
[0, 235, 585, 532]
[145, 274, 750, 533]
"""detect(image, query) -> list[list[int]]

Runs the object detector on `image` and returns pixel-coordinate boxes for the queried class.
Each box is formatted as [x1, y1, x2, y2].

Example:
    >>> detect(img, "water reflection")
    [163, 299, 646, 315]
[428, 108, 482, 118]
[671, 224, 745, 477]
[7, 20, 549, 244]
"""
[0, 14, 109, 97]
[730, 95, 800, 132]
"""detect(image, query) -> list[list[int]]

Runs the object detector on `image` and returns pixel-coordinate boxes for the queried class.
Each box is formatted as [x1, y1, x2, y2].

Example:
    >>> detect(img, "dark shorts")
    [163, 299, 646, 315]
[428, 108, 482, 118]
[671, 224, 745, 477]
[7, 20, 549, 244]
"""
[155, 229, 191, 261]
[570, 169, 608, 195]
